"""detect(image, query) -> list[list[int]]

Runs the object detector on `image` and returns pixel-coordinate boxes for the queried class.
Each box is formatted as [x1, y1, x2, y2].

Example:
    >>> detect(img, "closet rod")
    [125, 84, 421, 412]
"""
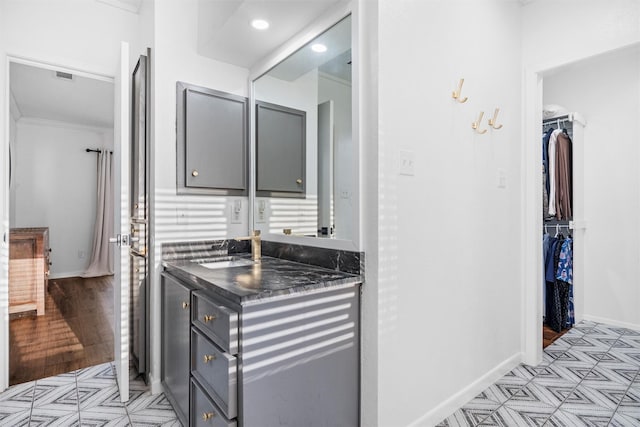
[542, 114, 570, 124]
[542, 115, 572, 129]
[85, 148, 113, 154]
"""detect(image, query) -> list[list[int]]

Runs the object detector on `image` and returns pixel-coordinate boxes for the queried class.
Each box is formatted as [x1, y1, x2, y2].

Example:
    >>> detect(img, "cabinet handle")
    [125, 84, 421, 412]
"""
[203, 314, 216, 323]
[192, 170, 199, 177]
[202, 412, 215, 421]
[296, 178, 302, 184]
[203, 354, 216, 363]
[181, 301, 189, 309]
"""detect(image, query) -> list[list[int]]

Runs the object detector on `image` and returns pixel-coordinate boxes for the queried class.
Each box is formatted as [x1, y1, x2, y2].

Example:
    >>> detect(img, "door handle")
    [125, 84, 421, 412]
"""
[109, 234, 132, 247]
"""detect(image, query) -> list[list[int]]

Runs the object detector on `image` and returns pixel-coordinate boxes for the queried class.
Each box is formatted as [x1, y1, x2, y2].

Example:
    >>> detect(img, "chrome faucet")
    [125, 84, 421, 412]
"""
[235, 230, 261, 261]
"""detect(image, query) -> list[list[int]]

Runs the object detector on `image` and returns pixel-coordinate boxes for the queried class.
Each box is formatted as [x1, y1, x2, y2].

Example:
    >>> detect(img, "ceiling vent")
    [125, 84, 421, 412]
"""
[55, 71, 74, 81]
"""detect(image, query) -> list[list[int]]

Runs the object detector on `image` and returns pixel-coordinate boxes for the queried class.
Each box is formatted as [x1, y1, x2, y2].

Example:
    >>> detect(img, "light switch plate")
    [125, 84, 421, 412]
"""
[399, 150, 415, 176]
[230, 200, 242, 224]
[497, 168, 507, 189]
[256, 200, 267, 223]
[176, 208, 188, 224]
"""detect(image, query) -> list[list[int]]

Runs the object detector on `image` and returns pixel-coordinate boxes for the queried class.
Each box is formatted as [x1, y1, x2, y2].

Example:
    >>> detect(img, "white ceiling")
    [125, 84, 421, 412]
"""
[197, 0, 346, 68]
[10, 62, 114, 129]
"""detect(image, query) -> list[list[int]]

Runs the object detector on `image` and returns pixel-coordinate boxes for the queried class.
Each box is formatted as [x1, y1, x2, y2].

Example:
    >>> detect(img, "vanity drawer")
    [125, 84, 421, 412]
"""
[192, 291, 238, 354]
[191, 377, 237, 427]
[191, 327, 237, 419]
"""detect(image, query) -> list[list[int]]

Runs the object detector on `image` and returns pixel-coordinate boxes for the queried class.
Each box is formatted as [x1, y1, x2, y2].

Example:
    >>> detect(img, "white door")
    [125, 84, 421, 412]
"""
[113, 41, 131, 402]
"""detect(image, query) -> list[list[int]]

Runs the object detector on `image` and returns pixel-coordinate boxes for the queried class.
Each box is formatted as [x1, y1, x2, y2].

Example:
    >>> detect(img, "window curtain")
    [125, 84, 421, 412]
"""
[83, 151, 114, 277]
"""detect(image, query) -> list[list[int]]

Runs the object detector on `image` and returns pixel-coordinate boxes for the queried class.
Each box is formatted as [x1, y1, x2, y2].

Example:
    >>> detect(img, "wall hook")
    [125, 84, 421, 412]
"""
[452, 78, 468, 103]
[472, 111, 487, 134]
[488, 107, 503, 129]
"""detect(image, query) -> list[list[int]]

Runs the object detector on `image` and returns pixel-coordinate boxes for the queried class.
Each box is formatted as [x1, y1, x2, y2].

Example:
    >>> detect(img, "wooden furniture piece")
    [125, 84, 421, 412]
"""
[9, 227, 50, 316]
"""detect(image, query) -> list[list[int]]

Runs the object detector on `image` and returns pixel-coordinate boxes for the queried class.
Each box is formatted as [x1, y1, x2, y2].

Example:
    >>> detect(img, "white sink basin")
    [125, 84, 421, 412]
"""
[194, 257, 255, 269]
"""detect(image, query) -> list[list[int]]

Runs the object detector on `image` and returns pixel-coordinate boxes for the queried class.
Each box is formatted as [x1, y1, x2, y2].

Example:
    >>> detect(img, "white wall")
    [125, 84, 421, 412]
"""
[319, 74, 353, 241]
[152, 0, 250, 243]
[362, 1, 524, 425]
[522, 0, 640, 70]
[11, 119, 113, 278]
[150, 0, 251, 392]
[543, 48, 640, 328]
[1, 0, 139, 77]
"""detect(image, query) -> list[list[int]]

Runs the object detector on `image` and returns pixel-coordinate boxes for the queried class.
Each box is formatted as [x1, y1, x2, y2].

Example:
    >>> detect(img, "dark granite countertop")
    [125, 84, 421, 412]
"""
[163, 254, 362, 305]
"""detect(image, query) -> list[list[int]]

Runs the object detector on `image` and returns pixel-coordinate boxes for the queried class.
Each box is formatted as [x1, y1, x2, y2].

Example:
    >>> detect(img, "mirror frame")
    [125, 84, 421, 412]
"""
[248, 2, 359, 251]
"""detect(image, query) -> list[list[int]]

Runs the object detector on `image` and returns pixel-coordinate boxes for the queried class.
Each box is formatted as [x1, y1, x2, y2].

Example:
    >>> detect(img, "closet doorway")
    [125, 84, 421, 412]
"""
[7, 59, 115, 385]
[523, 43, 640, 365]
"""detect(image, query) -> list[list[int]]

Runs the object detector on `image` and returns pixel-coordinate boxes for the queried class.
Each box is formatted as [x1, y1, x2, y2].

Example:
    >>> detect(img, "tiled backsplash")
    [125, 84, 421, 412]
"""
[161, 239, 250, 262]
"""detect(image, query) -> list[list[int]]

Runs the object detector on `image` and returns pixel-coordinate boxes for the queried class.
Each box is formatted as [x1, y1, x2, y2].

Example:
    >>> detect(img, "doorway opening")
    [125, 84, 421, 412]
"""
[524, 43, 640, 365]
[7, 59, 115, 385]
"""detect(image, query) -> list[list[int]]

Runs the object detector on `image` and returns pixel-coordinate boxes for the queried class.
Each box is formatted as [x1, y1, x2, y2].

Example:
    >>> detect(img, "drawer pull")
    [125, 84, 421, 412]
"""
[203, 354, 216, 363]
[181, 301, 189, 309]
[202, 412, 215, 421]
[203, 314, 216, 323]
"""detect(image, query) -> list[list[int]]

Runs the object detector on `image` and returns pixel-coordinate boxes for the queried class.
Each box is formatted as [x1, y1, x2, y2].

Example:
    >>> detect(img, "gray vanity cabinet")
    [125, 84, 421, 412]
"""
[255, 101, 306, 197]
[162, 270, 360, 427]
[161, 273, 192, 425]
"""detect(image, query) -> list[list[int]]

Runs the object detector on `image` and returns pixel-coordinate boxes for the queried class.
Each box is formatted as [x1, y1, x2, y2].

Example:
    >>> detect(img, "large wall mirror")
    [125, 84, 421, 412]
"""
[252, 13, 358, 249]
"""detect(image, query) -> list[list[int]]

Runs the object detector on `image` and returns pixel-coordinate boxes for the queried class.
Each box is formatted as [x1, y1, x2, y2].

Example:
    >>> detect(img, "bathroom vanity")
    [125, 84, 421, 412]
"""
[161, 241, 362, 427]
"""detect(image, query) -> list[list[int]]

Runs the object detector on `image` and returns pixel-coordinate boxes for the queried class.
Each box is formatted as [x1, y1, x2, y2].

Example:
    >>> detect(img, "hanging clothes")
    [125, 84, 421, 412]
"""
[547, 129, 561, 217]
[542, 127, 554, 198]
[555, 132, 573, 220]
[556, 237, 573, 285]
[543, 233, 574, 332]
[542, 117, 575, 333]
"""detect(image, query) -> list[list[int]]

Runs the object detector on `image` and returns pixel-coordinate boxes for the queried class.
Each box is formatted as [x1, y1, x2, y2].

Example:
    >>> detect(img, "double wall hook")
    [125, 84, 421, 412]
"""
[452, 78, 468, 103]
[488, 108, 503, 129]
[472, 111, 487, 134]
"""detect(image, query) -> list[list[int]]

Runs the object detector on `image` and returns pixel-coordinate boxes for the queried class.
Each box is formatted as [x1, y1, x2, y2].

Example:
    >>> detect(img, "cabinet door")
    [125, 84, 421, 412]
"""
[241, 284, 360, 427]
[256, 101, 306, 197]
[176, 82, 248, 196]
[161, 274, 192, 425]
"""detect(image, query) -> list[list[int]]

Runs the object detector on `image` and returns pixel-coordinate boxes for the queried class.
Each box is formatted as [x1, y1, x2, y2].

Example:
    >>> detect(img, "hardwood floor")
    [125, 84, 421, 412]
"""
[9, 276, 114, 385]
[543, 323, 570, 348]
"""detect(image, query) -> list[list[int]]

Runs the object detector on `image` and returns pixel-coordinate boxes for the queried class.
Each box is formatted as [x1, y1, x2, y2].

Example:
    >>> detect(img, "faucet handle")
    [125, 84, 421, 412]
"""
[252, 230, 261, 238]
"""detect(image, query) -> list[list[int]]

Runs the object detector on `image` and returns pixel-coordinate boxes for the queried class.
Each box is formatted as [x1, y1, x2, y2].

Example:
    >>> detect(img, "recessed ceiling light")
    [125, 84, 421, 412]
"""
[311, 43, 327, 53]
[251, 19, 269, 30]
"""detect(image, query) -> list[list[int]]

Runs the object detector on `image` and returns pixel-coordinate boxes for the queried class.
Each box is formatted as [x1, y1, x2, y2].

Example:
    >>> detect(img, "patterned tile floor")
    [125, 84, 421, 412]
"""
[0, 362, 180, 426]
[438, 321, 640, 426]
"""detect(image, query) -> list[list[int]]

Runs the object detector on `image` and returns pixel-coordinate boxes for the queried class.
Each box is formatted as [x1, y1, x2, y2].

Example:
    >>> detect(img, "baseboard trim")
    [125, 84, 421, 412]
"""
[583, 315, 640, 332]
[148, 371, 163, 395]
[407, 352, 522, 427]
[49, 271, 85, 280]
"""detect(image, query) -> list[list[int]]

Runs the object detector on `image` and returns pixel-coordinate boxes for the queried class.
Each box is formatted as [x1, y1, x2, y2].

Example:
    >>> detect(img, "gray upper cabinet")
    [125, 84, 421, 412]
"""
[176, 82, 248, 195]
[256, 101, 306, 198]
